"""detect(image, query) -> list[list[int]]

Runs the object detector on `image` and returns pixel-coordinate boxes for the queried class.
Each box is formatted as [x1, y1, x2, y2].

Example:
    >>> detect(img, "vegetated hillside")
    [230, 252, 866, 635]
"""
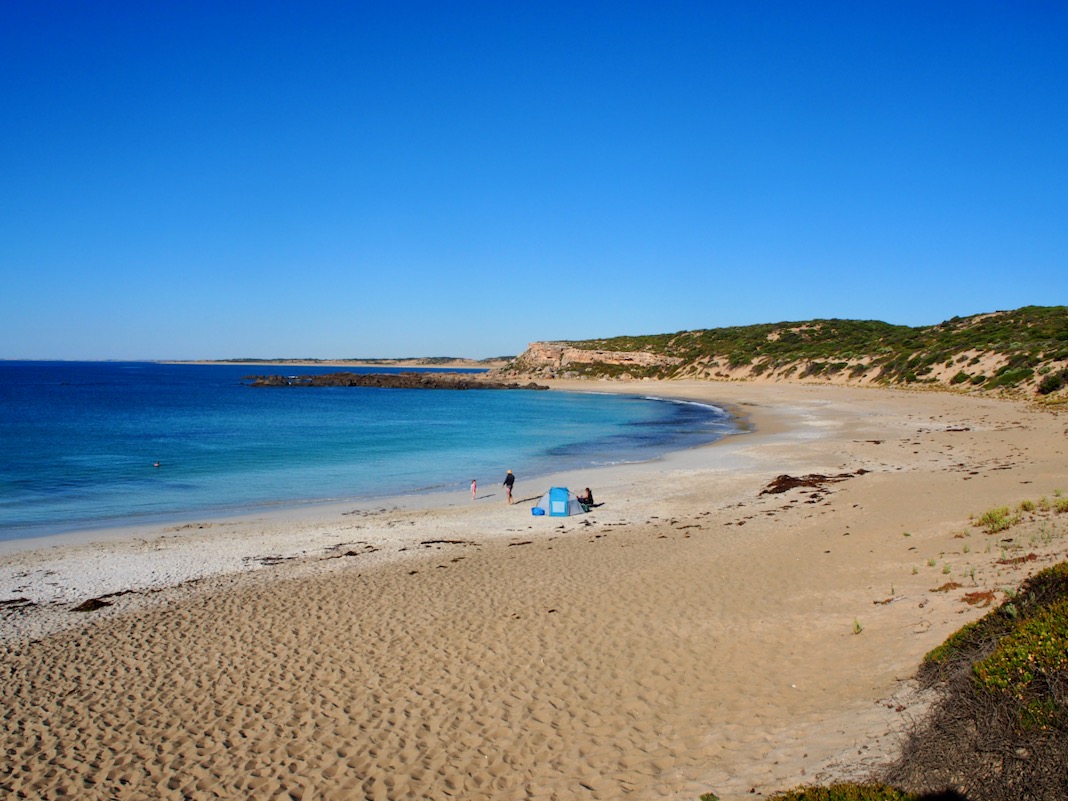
[881, 558, 1068, 801]
[504, 306, 1068, 398]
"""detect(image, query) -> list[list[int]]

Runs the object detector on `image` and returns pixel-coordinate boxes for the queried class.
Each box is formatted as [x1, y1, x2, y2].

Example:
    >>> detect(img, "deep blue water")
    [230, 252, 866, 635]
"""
[0, 362, 738, 541]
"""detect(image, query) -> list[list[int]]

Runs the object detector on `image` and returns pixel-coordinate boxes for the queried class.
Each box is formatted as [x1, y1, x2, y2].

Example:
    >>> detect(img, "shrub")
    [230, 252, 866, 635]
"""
[766, 784, 918, 800]
[975, 506, 1013, 534]
[890, 561, 1068, 799]
[1037, 368, 1068, 395]
[986, 366, 1035, 389]
[972, 597, 1068, 729]
[728, 351, 753, 368]
[922, 618, 990, 672]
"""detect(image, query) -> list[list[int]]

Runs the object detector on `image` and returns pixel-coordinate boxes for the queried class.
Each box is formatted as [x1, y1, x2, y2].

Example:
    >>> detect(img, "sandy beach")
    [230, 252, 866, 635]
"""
[2, 380, 1066, 800]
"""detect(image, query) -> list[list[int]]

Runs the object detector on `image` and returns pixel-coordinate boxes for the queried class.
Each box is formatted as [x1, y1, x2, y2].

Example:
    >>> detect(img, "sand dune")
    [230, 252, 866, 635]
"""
[2, 381, 1065, 800]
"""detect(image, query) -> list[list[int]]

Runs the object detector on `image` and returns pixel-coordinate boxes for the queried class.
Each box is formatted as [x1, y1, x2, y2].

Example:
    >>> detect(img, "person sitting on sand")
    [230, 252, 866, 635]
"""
[577, 487, 594, 507]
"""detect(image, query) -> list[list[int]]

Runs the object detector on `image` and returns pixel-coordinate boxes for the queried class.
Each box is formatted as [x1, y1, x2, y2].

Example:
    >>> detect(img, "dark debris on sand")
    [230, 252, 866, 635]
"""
[760, 470, 869, 495]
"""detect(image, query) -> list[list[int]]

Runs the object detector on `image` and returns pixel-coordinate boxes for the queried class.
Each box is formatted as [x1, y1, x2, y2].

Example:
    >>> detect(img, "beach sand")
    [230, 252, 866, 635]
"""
[2, 381, 1066, 800]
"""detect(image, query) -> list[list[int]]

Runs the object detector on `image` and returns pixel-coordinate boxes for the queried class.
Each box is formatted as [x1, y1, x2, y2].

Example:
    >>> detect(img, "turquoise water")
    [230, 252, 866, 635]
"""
[0, 362, 739, 540]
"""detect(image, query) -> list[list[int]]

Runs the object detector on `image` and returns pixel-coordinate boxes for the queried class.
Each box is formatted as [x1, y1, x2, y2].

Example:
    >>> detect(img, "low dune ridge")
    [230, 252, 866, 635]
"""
[2, 381, 1065, 800]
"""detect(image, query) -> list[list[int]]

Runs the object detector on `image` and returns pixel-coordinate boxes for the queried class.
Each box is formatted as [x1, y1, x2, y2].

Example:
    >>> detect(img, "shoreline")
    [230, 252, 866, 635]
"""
[0, 381, 763, 616]
[2, 380, 1066, 800]
[0, 383, 743, 554]
[0, 375, 734, 551]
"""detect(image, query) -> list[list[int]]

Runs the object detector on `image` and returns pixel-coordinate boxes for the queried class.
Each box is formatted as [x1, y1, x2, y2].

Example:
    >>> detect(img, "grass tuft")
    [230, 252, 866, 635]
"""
[975, 506, 1013, 534]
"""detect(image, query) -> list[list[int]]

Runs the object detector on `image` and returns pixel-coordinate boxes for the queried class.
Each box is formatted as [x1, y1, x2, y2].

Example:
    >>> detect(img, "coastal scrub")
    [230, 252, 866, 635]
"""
[765, 785, 918, 801]
[886, 560, 1068, 799]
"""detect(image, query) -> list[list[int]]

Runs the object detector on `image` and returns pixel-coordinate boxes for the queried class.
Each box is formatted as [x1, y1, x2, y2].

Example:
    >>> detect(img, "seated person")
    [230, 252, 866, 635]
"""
[577, 487, 594, 507]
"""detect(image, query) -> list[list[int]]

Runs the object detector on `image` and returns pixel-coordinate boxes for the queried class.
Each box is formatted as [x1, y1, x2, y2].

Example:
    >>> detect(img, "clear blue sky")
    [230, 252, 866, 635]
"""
[3, 2, 1065, 360]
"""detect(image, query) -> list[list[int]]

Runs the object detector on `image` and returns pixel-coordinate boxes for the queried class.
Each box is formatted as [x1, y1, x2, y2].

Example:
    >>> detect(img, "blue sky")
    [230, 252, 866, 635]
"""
[3, 2, 1065, 360]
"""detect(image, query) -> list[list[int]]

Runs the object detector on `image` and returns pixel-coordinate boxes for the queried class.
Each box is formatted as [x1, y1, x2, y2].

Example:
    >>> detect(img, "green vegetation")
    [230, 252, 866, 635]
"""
[1038, 367, 1068, 395]
[922, 617, 987, 668]
[765, 785, 918, 801]
[973, 596, 1068, 728]
[540, 306, 1068, 394]
[891, 560, 1068, 798]
[975, 505, 1014, 534]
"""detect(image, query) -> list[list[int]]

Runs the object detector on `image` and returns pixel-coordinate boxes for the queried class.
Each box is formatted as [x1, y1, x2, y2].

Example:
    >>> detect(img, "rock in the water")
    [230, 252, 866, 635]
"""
[245, 372, 549, 390]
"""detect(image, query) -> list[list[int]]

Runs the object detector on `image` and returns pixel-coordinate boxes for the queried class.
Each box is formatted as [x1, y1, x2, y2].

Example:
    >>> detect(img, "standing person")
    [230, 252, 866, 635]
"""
[471, 478, 477, 500]
[502, 469, 515, 504]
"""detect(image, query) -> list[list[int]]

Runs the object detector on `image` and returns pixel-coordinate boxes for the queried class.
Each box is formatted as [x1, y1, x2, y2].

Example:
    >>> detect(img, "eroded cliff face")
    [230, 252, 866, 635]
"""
[505, 342, 681, 378]
[500, 342, 1027, 392]
[499, 337, 1065, 398]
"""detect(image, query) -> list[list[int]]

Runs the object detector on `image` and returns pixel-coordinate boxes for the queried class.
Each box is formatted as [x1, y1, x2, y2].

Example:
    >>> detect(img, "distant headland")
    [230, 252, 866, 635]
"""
[168, 356, 511, 369]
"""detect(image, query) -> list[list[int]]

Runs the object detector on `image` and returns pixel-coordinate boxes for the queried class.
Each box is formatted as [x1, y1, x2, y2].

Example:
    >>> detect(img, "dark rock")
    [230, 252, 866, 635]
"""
[245, 372, 549, 390]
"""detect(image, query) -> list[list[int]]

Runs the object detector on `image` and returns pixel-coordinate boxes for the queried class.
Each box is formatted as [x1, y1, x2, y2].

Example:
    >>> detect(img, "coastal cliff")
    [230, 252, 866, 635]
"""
[504, 342, 682, 378]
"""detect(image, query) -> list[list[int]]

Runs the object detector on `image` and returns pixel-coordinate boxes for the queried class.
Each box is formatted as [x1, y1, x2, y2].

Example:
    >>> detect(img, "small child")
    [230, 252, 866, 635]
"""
[471, 479, 477, 500]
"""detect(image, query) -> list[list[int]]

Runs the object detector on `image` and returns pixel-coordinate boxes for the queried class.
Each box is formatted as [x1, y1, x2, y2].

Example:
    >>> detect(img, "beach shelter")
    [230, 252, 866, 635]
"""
[532, 487, 586, 517]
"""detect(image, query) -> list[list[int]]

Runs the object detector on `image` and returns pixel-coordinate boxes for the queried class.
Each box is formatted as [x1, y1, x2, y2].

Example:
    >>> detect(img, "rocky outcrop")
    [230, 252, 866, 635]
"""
[245, 372, 548, 390]
[505, 342, 681, 378]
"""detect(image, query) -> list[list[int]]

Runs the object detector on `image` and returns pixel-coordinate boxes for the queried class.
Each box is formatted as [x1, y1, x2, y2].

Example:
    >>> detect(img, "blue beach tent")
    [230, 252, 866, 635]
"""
[532, 487, 586, 517]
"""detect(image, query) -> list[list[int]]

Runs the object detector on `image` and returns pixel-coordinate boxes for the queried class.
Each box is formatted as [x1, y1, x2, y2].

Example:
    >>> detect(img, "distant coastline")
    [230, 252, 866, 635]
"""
[163, 357, 510, 369]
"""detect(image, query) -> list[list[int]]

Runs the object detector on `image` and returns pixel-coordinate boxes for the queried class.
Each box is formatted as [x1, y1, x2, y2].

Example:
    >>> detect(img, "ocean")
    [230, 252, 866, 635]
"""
[0, 362, 739, 541]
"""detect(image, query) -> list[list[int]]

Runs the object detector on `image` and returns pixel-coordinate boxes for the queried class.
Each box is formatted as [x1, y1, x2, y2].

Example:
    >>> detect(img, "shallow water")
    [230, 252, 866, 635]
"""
[0, 362, 738, 540]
